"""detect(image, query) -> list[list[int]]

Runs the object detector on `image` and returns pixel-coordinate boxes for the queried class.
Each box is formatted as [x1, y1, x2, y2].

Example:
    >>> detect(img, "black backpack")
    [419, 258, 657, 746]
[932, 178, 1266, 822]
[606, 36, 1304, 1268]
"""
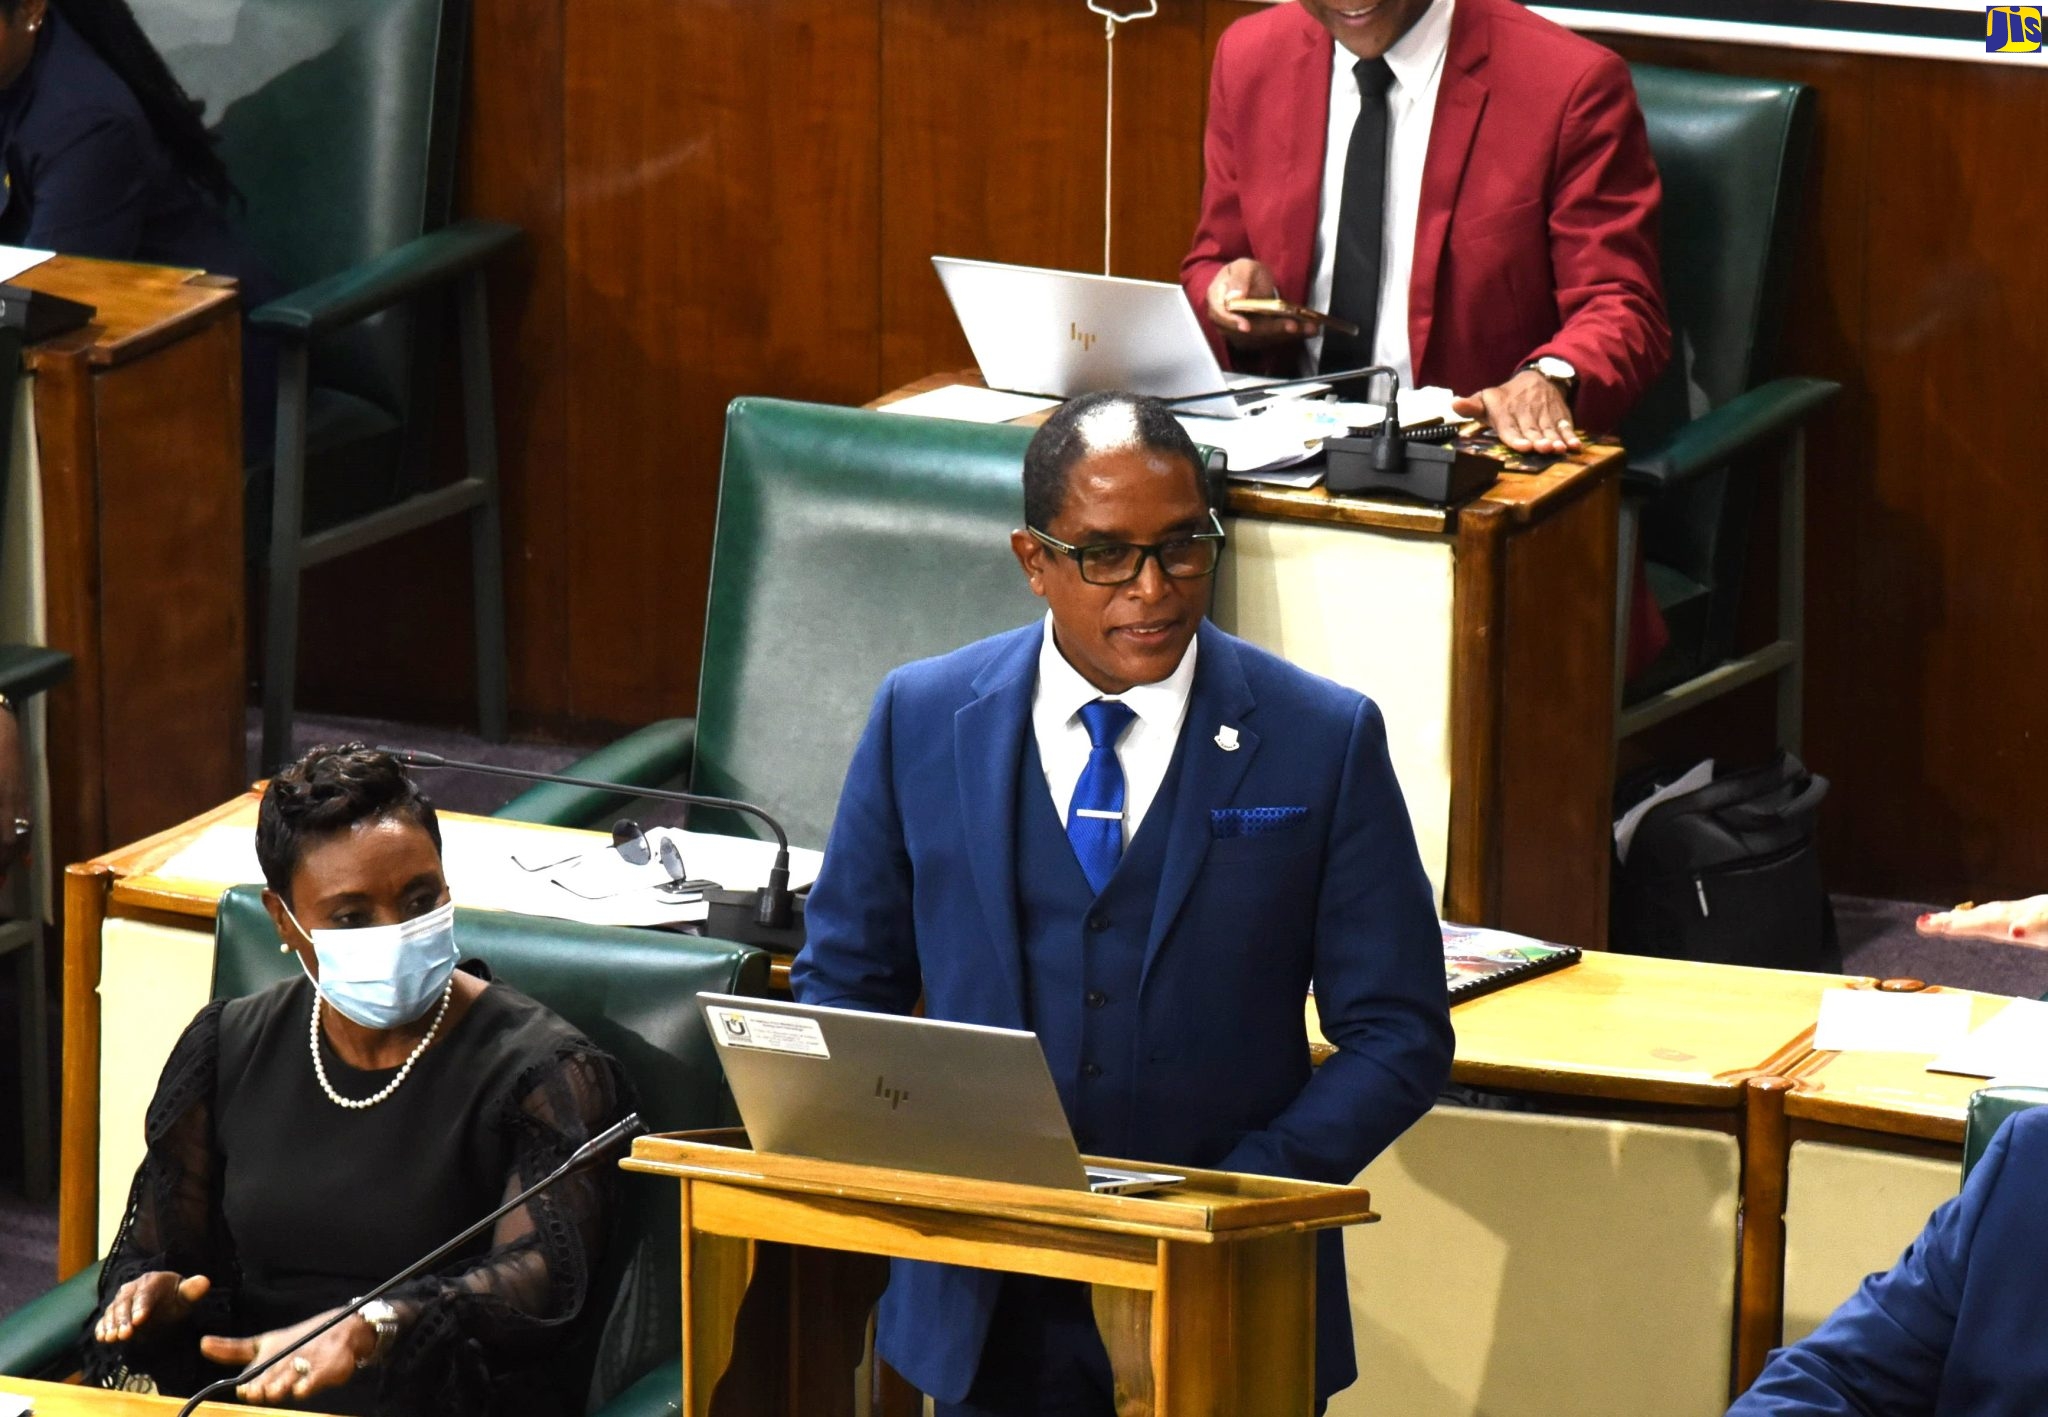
[1611, 752, 1839, 973]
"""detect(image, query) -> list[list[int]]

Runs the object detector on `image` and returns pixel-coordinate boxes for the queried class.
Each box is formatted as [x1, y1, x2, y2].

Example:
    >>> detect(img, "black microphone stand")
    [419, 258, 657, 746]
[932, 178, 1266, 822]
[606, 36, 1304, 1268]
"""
[1162, 361, 1398, 411]
[170, 1111, 644, 1417]
[378, 748, 802, 949]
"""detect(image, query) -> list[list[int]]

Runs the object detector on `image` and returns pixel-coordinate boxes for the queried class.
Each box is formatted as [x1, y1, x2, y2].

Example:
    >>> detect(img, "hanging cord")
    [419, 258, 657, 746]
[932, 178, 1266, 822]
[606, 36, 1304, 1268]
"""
[1087, 0, 1158, 276]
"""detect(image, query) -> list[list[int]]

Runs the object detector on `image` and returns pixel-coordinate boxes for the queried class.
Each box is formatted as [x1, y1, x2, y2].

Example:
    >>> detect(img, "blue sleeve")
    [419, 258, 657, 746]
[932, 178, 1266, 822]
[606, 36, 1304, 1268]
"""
[1218, 696, 1454, 1182]
[788, 673, 923, 1017]
[1730, 1119, 2016, 1414]
[22, 112, 150, 258]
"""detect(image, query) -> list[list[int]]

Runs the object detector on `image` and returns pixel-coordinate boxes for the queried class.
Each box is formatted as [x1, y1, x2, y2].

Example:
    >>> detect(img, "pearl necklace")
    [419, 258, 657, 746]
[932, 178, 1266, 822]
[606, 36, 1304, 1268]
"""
[309, 979, 455, 1110]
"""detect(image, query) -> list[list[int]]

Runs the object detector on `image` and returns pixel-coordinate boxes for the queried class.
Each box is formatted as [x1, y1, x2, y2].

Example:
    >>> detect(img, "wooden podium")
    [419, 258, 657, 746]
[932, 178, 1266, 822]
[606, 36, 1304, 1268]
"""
[624, 1130, 1379, 1416]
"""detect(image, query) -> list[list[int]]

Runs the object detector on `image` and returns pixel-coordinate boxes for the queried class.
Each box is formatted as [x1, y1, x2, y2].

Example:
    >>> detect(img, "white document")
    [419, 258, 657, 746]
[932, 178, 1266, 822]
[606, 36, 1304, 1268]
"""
[0, 245, 53, 284]
[1179, 409, 1331, 479]
[1194, 385, 1465, 482]
[0, 1389, 36, 1417]
[152, 822, 263, 887]
[1813, 989, 1974, 1054]
[1929, 998, 2048, 1080]
[879, 384, 1059, 425]
[1613, 758, 1715, 865]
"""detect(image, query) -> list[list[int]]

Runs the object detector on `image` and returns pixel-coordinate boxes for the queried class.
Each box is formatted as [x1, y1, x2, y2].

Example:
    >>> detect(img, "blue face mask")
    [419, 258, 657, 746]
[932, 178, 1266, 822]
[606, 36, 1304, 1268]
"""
[285, 900, 459, 1030]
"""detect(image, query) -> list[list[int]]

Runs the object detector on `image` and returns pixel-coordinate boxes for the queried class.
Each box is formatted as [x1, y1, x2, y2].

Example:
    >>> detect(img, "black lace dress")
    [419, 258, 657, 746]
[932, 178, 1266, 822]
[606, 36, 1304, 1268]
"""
[84, 965, 630, 1416]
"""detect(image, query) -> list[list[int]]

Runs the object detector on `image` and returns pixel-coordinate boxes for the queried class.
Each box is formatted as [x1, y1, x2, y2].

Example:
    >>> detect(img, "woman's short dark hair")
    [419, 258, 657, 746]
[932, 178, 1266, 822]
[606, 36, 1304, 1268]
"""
[256, 744, 442, 901]
[1022, 390, 1205, 531]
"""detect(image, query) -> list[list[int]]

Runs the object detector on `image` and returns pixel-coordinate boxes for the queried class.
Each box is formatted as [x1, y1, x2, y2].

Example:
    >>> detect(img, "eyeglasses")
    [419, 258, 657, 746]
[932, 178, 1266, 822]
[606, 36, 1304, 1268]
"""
[610, 819, 702, 895]
[1026, 510, 1227, 587]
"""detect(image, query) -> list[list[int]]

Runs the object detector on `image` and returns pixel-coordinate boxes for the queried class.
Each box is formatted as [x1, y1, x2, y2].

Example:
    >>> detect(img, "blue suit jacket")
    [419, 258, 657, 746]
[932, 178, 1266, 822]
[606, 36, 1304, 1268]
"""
[1733, 1108, 2048, 1415]
[791, 620, 1453, 1403]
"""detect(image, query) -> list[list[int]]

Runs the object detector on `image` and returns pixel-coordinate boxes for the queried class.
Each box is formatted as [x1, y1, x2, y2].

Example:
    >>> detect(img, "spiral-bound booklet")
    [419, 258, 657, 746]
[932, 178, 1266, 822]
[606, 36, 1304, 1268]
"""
[1442, 922, 1581, 1002]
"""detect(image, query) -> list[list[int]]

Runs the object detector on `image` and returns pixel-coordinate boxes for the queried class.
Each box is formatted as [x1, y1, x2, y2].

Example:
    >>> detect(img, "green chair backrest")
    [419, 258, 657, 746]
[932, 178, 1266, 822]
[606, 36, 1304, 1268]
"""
[1623, 64, 1814, 445]
[1964, 1084, 2048, 1179]
[139, 0, 469, 416]
[693, 398, 1046, 847]
[1622, 64, 1817, 658]
[210, 885, 770, 1410]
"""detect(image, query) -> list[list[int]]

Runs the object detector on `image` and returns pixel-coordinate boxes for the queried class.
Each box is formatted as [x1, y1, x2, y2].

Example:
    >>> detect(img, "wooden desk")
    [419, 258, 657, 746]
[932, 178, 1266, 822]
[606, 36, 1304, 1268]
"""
[11, 256, 244, 874]
[1420, 949, 1847, 1105]
[874, 374, 1621, 948]
[1786, 985, 2009, 1143]
[0, 1377, 315, 1416]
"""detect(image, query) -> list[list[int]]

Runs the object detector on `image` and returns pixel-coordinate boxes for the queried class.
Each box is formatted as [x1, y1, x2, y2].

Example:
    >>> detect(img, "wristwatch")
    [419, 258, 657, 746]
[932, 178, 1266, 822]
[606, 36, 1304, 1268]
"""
[1518, 355, 1579, 409]
[356, 1299, 401, 1369]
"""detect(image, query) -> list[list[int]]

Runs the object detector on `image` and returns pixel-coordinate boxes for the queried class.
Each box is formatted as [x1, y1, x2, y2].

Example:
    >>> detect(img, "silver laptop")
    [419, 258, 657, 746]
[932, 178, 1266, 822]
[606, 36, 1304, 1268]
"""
[932, 255, 1271, 414]
[698, 993, 1183, 1196]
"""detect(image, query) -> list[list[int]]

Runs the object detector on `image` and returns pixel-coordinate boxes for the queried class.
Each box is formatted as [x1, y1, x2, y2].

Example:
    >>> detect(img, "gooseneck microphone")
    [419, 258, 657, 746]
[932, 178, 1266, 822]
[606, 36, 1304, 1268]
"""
[377, 747, 797, 935]
[170, 1111, 645, 1417]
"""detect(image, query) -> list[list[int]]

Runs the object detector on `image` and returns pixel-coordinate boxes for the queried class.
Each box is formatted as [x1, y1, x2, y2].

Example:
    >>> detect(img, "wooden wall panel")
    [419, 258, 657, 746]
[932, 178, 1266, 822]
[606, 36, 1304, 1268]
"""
[878, 2, 1210, 390]
[559, 0, 883, 728]
[464, 0, 571, 724]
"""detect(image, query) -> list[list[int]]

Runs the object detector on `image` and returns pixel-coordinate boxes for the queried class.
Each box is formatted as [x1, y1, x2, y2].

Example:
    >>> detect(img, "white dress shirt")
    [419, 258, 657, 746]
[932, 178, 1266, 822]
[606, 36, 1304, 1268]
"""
[1031, 612, 1198, 849]
[1305, 0, 1457, 386]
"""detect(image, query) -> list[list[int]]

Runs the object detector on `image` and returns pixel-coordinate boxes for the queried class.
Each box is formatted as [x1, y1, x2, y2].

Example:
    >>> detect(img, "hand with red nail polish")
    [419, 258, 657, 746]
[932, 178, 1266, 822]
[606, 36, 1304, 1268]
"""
[1918, 896, 2048, 946]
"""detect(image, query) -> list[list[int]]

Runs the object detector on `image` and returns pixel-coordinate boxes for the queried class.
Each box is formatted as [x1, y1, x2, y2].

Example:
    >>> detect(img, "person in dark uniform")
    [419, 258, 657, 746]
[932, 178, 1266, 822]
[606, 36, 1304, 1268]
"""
[0, 0, 276, 450]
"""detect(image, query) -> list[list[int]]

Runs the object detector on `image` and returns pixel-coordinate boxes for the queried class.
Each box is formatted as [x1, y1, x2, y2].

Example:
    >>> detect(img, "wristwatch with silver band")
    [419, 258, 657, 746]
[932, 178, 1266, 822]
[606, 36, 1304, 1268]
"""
[357, 1299, 401, 1369]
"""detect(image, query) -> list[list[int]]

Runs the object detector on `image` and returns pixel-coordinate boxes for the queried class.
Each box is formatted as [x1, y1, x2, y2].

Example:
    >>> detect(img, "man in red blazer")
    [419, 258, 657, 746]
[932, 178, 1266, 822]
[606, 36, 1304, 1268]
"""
[1181, 0, 1670, 452]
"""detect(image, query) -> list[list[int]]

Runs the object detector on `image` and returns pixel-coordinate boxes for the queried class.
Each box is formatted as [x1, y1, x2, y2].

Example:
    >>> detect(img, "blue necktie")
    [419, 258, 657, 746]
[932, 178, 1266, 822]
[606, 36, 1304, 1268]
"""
[1068, 699, 1137, 895]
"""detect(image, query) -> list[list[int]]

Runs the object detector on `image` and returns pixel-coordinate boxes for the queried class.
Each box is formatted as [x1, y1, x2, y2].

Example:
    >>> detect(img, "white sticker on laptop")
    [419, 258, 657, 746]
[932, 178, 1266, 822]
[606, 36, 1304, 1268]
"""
[710, 1007, 830, 1058]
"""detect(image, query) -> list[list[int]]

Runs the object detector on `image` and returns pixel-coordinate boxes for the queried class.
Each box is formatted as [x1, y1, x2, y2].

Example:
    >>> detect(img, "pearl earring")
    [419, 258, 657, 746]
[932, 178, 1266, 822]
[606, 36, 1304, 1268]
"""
[280, 940, 290, 953]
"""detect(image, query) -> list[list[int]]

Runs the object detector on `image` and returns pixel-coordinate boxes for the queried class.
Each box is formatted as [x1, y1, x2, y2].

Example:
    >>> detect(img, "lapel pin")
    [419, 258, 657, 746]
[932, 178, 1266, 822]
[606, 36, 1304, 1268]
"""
[1215, 725, 1240, 752]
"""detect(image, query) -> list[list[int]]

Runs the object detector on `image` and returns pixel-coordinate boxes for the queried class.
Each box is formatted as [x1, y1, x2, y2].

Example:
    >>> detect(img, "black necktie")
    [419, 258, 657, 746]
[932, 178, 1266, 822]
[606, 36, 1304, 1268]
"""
[1321, 58, 1397, 375]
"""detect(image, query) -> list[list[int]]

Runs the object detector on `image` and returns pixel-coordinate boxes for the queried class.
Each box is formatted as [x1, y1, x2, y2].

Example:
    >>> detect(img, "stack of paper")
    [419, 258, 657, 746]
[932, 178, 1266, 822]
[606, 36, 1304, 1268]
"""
[149, 818, 822, 932]
[1177, 386, 1463, 485]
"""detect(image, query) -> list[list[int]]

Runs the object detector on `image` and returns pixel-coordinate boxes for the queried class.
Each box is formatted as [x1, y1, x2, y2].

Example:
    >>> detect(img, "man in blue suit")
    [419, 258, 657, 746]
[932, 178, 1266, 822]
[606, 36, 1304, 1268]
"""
[791, 390, 1453, 1416]
[1730, 1107, 2048, 1415]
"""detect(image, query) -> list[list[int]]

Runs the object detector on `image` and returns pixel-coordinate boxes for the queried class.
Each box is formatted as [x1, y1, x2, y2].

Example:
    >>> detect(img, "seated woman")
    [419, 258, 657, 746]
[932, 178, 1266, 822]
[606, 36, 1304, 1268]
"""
[85, 744, 631, 1415]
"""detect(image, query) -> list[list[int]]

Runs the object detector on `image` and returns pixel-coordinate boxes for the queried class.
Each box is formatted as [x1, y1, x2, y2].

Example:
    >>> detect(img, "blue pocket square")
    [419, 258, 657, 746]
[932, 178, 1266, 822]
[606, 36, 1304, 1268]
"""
[1210, 806, 1308, 839]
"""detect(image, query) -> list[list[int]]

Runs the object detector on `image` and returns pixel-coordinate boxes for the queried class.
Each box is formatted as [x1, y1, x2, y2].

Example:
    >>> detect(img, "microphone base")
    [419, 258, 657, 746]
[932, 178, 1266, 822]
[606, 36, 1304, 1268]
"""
[703, 889, 807, 956]
[1324, 438, 1498, 506]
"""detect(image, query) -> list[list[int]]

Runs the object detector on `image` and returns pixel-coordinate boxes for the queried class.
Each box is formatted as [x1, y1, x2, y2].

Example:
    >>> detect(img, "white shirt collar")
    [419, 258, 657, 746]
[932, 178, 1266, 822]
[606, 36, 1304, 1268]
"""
[1035, 611, 1199, 734]
[1336, 0, 1454, 96]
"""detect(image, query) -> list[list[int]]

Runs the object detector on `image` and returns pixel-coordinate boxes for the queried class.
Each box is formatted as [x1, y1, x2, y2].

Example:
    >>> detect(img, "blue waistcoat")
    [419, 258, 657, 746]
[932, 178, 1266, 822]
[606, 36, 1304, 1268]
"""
[1015, 732, 1185, 1159]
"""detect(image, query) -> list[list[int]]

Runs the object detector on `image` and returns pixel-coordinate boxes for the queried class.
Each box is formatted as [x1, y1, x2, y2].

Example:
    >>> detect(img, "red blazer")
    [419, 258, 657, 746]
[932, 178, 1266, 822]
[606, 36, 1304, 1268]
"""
[1180, 0, 1670, 435]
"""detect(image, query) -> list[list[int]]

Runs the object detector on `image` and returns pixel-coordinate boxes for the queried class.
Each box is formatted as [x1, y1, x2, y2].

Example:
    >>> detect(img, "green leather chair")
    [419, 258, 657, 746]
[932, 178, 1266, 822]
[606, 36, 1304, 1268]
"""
[1617, 65, 1840, 748]
[0, 886, 767, 1416]
[498, 398, 1050, 844]
[1963, 1084, 2048, 1179]
[141, 0, 519, 770]
[0, 328, 74, 1204]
